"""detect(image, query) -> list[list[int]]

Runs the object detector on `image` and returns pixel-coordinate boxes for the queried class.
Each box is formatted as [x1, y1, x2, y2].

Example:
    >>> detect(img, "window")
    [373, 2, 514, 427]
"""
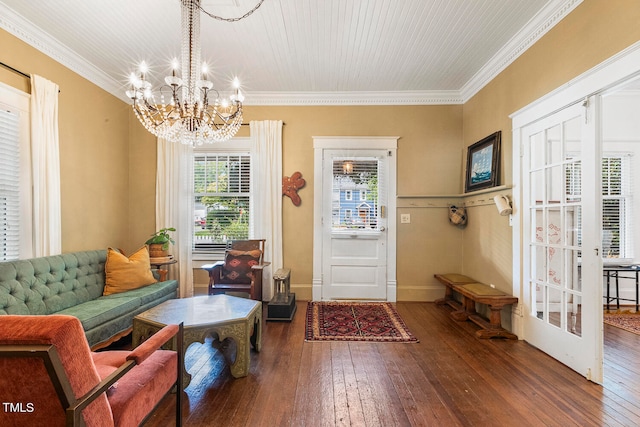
[193, 146, 252, 253]
[0, 83, 30, 261]
[331, 158, 380, 230]
[566, 154, 633, 259]
[602, 155, 632, 258]
[0, 108, 20, 260]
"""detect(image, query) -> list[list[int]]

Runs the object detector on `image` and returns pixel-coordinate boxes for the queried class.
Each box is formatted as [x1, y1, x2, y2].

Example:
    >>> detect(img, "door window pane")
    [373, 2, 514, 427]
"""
[331, 158, 379, 230]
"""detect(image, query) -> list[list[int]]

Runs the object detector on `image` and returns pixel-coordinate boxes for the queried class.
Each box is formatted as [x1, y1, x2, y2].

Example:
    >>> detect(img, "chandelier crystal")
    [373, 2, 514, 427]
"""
[126, 0, 261, 145]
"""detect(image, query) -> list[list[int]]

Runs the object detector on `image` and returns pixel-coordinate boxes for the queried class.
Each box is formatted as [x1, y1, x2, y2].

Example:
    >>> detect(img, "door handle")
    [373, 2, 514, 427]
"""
[380, 226, 386, 232]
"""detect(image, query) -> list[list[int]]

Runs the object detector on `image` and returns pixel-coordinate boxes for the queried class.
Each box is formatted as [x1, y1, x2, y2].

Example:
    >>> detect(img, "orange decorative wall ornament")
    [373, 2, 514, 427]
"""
[282, 171, 306, 206]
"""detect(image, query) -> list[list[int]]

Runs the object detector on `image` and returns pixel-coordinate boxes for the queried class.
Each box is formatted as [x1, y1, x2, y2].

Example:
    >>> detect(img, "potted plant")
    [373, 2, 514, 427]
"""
[145, 227, 176, 258]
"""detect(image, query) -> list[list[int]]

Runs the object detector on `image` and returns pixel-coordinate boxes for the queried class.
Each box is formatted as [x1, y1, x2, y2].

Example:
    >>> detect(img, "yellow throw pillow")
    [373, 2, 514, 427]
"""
[103, 246, 157, 296]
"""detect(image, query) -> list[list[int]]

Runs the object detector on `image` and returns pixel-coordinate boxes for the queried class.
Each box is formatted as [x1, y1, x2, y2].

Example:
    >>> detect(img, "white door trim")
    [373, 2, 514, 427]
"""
[510, 40, 640, 383]
[312, 136, 398, 301]
[512, 39, 640, 336]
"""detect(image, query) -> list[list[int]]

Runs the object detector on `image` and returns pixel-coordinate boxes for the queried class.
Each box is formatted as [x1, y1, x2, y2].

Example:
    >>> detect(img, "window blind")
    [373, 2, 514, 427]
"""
[193, 153, 251, 252]
[602, 155, 633, 258]
[0, 108, 20, 261]
[566, 154, 633, 259]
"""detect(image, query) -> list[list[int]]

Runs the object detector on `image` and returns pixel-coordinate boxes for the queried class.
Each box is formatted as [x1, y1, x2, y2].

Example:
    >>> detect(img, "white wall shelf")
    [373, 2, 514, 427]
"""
[397, 186, 512, 208]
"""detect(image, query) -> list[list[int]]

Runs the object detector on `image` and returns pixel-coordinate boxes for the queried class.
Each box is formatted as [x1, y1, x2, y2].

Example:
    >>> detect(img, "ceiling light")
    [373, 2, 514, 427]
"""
[126, 0, 263, 145]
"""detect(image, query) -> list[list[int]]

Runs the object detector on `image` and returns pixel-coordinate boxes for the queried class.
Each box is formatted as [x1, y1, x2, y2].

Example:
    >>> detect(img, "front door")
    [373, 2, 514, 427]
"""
[520, 100, 603, 382]
[312, 137, 397, 301]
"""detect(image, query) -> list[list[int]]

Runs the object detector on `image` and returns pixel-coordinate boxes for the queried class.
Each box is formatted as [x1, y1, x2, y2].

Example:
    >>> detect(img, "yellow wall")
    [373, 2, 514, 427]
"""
[2, 0, 640, 302]
[0, 29, 132, 253]
[460, 0, 640, 293]
[130, 105, 464, 300]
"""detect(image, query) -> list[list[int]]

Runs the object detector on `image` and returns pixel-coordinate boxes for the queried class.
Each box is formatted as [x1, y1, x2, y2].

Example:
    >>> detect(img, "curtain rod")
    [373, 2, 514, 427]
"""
[0, 61, 30, 79]
[0, 61, 61, 93]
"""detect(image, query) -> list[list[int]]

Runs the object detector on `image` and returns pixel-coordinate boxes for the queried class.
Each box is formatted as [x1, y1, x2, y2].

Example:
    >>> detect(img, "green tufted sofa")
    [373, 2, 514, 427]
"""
[0, 249, 178, 349]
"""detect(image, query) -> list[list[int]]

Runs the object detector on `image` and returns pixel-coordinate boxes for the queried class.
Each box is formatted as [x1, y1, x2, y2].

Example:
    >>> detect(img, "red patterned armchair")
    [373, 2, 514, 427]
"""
[0, 315, 182, 426]
[203, 239, 268, 301]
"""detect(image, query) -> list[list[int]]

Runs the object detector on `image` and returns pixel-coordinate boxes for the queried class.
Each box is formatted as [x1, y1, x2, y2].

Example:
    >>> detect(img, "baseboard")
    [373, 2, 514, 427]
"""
[192, 284, 446, 302]
[397, 285, 445, 302]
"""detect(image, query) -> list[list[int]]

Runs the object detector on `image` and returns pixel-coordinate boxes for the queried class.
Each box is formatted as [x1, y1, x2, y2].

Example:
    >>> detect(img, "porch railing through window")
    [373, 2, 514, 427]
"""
[193, 153, 251, 253]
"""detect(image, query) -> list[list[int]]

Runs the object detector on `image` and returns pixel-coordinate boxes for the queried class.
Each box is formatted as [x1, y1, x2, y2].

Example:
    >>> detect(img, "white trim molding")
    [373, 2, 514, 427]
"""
[245, 91, 463, 106]
[0, 3, 124, 101]
[461, 0, 583, 102]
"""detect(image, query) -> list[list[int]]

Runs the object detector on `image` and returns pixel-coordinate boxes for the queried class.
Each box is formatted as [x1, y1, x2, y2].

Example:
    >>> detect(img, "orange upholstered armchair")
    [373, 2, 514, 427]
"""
[0, 315, 183, 427]
[203, 239, 269, 301]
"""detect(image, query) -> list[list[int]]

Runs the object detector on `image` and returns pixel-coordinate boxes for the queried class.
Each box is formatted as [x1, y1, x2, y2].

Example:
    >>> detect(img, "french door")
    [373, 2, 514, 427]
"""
[520, 100, 603, 382]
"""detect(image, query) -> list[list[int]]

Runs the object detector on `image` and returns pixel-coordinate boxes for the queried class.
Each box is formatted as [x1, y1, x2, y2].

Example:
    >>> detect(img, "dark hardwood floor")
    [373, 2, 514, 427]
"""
[142, 301, 640, 426]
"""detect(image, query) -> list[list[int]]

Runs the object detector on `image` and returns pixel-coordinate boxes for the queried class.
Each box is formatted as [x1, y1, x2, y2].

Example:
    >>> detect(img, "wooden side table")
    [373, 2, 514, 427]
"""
[150, 258, 177, 281]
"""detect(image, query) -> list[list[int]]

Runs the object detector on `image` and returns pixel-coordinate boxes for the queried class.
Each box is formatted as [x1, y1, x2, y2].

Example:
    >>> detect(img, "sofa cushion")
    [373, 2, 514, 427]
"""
[103, 247, 156, 296]
[56, 296, 141, 331]
[99, 280, 178, 306]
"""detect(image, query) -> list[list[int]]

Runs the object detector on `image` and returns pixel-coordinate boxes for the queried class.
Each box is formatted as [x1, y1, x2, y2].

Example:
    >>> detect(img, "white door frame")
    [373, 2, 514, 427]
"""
[511, 40, 640, 383]
[312, 136, 398, 302]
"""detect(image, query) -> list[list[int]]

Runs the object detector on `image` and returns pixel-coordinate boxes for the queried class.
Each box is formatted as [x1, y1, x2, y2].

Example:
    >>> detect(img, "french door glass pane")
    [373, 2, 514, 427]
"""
[568, 294, 582, 337]
[529, 115, 583, 328]
[531, 170, 545, 205]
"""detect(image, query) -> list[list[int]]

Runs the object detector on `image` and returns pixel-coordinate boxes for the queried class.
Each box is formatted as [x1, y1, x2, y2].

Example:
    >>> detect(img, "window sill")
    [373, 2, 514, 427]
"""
[192, 252, 224, 261]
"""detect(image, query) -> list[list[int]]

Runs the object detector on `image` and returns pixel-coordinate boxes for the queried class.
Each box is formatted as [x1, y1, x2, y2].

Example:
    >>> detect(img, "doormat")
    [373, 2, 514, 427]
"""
[604, 312, 640, 336]
[305, 301, 418, 342]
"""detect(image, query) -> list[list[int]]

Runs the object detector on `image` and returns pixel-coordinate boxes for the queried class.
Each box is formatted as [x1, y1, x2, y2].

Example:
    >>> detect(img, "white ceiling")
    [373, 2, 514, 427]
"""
[0, 0, 582, 105]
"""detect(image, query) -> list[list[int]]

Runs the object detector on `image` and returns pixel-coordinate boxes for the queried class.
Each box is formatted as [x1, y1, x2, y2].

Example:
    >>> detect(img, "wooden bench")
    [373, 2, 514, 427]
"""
[434, 273, 518, 339]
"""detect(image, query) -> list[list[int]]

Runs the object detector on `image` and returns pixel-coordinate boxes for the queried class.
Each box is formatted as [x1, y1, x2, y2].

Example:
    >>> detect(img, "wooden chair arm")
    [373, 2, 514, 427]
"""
[202, 261, 225, 271]
[251, 261, 270, 271]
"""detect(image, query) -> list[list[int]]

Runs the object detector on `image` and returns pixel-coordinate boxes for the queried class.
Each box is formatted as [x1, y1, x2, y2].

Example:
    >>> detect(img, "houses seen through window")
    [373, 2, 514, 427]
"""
[331, 158, 380, 230]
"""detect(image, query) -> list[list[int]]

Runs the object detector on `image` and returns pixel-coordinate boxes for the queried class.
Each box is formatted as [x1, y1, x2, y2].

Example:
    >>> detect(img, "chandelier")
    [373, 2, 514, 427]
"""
[126, 0, 264, 145]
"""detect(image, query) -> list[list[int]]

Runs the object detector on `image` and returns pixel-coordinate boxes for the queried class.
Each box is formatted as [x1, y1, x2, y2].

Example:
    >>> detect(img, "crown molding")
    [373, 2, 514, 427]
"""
[459, 0, 583, 102]
[0, 2, 127, 102]
[244, 90, 463, 106]
[0, 0, 582, 106]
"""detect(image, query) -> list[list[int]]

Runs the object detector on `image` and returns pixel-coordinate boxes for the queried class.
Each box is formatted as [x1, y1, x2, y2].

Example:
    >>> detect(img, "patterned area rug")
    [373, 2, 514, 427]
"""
[604, 313, 640, 335]
[305, 301, 418, 342]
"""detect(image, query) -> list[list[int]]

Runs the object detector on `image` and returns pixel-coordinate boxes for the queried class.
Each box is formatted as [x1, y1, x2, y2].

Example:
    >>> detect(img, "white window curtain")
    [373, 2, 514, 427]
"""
[156, 137, 194, 298]
[250, 120, 283, 301]
[30, 74, 61, 256]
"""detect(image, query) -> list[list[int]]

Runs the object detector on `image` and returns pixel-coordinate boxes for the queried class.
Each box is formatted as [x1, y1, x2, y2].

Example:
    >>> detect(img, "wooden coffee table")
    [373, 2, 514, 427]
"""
[132, 295, 262, 387]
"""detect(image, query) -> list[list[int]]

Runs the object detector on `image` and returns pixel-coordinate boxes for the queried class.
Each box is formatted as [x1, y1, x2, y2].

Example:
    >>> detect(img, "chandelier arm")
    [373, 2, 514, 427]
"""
[198, 0, 265, 22]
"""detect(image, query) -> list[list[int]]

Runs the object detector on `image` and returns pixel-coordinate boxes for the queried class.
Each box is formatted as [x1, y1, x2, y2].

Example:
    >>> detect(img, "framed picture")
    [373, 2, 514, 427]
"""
[465, 131, 501, 193]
